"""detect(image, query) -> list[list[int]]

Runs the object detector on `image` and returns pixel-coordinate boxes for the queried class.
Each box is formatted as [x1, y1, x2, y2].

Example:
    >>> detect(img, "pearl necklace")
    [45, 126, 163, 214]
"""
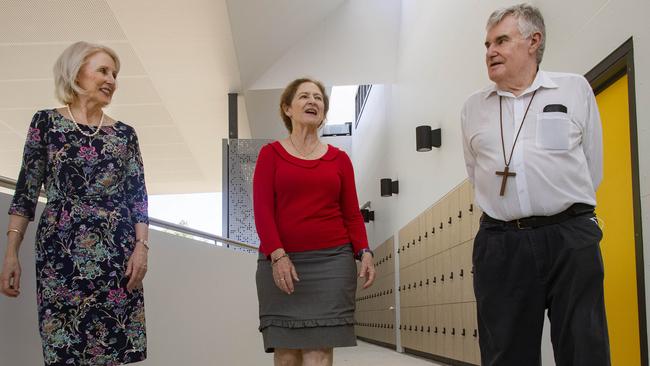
[289, 135, 321, 159]
[66, 105, 104, 137]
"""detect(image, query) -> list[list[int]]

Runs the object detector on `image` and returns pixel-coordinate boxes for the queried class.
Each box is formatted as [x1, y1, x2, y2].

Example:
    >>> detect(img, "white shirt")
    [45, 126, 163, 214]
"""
[461, 70, 603, 221]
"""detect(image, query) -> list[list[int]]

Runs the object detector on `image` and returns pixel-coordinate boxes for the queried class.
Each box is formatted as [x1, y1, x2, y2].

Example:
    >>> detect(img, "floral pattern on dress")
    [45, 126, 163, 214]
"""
[9, 109, 148, 366]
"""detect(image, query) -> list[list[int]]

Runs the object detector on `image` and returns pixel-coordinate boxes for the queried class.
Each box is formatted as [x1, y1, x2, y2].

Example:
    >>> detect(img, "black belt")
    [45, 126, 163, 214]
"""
[481, 203, 595, 230]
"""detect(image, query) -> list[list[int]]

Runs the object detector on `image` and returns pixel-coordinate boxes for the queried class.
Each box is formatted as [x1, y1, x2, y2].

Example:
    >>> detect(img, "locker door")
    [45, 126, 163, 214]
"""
[431, 205, 441, 255]
[424, 208, 434, 258]
[441, 304, 452, 359]
[460, 181, 474, 243]
[461, 240, 475, 302]
[447, 189, 461, 249]
[470, 187, 482, 239]
[470, 302, 480, 365]
[424, 305, 434, 354]
[452, 304, 464, 362]
[439, 250, 451, 304]
[414, 306, 424, 352]
[438, 196, 450, 252]
[432, 254, 442, 305]
[425, 256, 434, 307]
[416, 213, 425, 263]
[432, 305, 442, 356]
[449, 244, 463, 304]
[399, 226, 408, 270]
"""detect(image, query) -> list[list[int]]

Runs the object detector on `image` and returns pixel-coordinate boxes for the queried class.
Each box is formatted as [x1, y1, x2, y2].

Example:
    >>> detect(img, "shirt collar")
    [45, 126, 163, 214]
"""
[483, 70, 559, 99]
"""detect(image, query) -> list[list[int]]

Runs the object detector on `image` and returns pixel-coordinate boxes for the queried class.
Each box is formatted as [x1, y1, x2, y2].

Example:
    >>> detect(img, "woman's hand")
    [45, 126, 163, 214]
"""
[359, 252, 376, 289]
[125, 242, 148, 292]
[0, 254, 21, 297]
[271, 249, 299, 295]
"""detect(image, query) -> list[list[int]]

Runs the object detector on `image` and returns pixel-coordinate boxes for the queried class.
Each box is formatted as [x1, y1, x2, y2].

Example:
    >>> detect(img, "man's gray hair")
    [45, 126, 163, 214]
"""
[487, 3, 546, 64]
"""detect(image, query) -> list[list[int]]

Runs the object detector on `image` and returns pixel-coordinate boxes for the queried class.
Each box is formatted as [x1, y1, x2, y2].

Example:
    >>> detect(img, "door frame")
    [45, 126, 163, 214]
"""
[585, 37, 647, 366]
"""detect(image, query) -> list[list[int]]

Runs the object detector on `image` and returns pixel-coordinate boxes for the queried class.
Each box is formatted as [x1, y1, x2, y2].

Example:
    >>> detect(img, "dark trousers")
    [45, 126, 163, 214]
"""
[473, 213, 611, 366]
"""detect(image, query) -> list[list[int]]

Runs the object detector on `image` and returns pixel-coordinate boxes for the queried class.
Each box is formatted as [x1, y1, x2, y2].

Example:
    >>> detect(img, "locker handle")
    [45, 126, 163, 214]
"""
[462, 328, 466, 337]
[398, 287, 401, 292]
[427, 326, 431, 333]
[424, 232, 428, 238]
[426, 278, 430, 285]
[440, 222, 443, 229]
[407, 243, 410, 249]
[473, 329, 478, 338]
[399, 325, 402, 330]
[413, 282, 417, 288]
[418, 235, 421, 242]
[458, 210, 462, 218]
[434, 326, 438, 333]
[409, 325, 412, 331]
[452, 328, 456, 335]
[432, 227, 435, 234]
[433, 276, 437, 283]
[460, 269, 464, 277]
[441, 274, 445, 282]
[448, 217, 452, 224]
[419, 280, 423, 287]
[442, 327, 446, 335]
[397, 248, 400, 254]
[469, 203, 474, 212]
[420, 326, 424, 332]
[412, 239, 416, 246]
[450, 271, 454, 279]
[408, 284, 411, 289]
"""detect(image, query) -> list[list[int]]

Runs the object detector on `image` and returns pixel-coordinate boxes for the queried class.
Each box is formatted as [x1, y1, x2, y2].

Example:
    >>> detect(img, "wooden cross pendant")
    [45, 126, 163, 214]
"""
[495, 166, 516, 196]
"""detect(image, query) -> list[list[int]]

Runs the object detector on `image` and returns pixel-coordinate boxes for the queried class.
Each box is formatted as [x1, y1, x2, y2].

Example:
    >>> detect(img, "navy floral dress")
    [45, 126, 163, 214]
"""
[9, 109, 148, 366]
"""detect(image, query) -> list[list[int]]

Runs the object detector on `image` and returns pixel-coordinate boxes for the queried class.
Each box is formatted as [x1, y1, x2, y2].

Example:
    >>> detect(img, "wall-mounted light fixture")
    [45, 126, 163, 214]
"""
[360, 209, 375, 223]
[380, 178, 399, 197]
[416, 126, 442, 151]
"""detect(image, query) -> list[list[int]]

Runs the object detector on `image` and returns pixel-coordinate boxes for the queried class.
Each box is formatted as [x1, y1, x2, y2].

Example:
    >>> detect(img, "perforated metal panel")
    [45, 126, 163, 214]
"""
[226, 139, 271, 247]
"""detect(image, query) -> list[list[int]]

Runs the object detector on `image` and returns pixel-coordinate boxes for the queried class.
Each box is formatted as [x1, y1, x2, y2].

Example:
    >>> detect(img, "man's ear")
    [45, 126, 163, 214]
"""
[529, 31, 542, 53]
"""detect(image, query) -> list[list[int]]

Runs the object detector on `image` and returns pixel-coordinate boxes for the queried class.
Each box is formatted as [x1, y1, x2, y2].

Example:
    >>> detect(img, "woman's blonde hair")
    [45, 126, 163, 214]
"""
[53, 41, 121, 104]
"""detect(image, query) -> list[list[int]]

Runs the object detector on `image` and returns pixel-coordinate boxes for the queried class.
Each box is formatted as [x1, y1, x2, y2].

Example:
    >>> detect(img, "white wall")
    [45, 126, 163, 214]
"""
[352, 84, 394, 250]
[250, 0, 401, 90]
[351, 0, 650, 362]
[0, 193, 271, 366]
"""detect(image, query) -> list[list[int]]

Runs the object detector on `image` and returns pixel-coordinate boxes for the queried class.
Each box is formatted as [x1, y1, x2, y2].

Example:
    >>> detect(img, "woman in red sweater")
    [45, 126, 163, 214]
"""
[254, 78, 375, 366]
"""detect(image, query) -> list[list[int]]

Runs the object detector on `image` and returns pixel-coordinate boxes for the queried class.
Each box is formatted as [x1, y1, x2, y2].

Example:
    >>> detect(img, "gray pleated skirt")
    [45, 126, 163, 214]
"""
[256, 244, 357, 353]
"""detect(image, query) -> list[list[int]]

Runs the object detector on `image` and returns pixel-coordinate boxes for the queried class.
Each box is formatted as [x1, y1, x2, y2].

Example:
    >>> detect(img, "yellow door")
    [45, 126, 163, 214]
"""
[595, 74, 641, 366]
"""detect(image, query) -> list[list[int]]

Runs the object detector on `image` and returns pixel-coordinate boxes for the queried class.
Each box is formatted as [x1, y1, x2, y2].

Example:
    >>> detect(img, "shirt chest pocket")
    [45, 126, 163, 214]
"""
[535, 112, 577, 150]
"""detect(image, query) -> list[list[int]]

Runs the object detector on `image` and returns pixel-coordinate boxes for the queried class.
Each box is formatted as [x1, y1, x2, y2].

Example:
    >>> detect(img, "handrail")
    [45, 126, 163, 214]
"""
[0, 175, 258, 252]
[148, 217, 258, 250]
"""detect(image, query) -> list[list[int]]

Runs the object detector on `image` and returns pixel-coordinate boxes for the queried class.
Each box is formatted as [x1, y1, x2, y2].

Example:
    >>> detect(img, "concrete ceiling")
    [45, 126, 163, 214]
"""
[0, 0, 401, 194]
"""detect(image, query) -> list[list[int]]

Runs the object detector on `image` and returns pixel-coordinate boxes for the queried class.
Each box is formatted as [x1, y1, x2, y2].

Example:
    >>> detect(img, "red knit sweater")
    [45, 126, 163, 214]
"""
[253, 141, 369, 257]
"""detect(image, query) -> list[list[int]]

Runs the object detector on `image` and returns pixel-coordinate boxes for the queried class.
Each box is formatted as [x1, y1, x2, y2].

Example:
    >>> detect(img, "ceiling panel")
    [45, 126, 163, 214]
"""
[0, 0, 126, 43]
[0, 42, 146, 81]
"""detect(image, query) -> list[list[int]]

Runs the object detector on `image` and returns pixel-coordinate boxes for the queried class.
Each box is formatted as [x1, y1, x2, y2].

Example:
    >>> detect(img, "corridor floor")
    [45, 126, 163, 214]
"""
[335, 340, 446, 366]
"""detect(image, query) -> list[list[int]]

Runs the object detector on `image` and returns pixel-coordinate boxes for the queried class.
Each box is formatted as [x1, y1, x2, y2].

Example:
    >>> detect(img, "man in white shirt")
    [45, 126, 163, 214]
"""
[461, 4, 610, 366]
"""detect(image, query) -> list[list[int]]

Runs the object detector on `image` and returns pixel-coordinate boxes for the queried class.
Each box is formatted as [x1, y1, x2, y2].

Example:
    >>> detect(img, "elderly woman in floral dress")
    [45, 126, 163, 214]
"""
[0, 41, 149, 365]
